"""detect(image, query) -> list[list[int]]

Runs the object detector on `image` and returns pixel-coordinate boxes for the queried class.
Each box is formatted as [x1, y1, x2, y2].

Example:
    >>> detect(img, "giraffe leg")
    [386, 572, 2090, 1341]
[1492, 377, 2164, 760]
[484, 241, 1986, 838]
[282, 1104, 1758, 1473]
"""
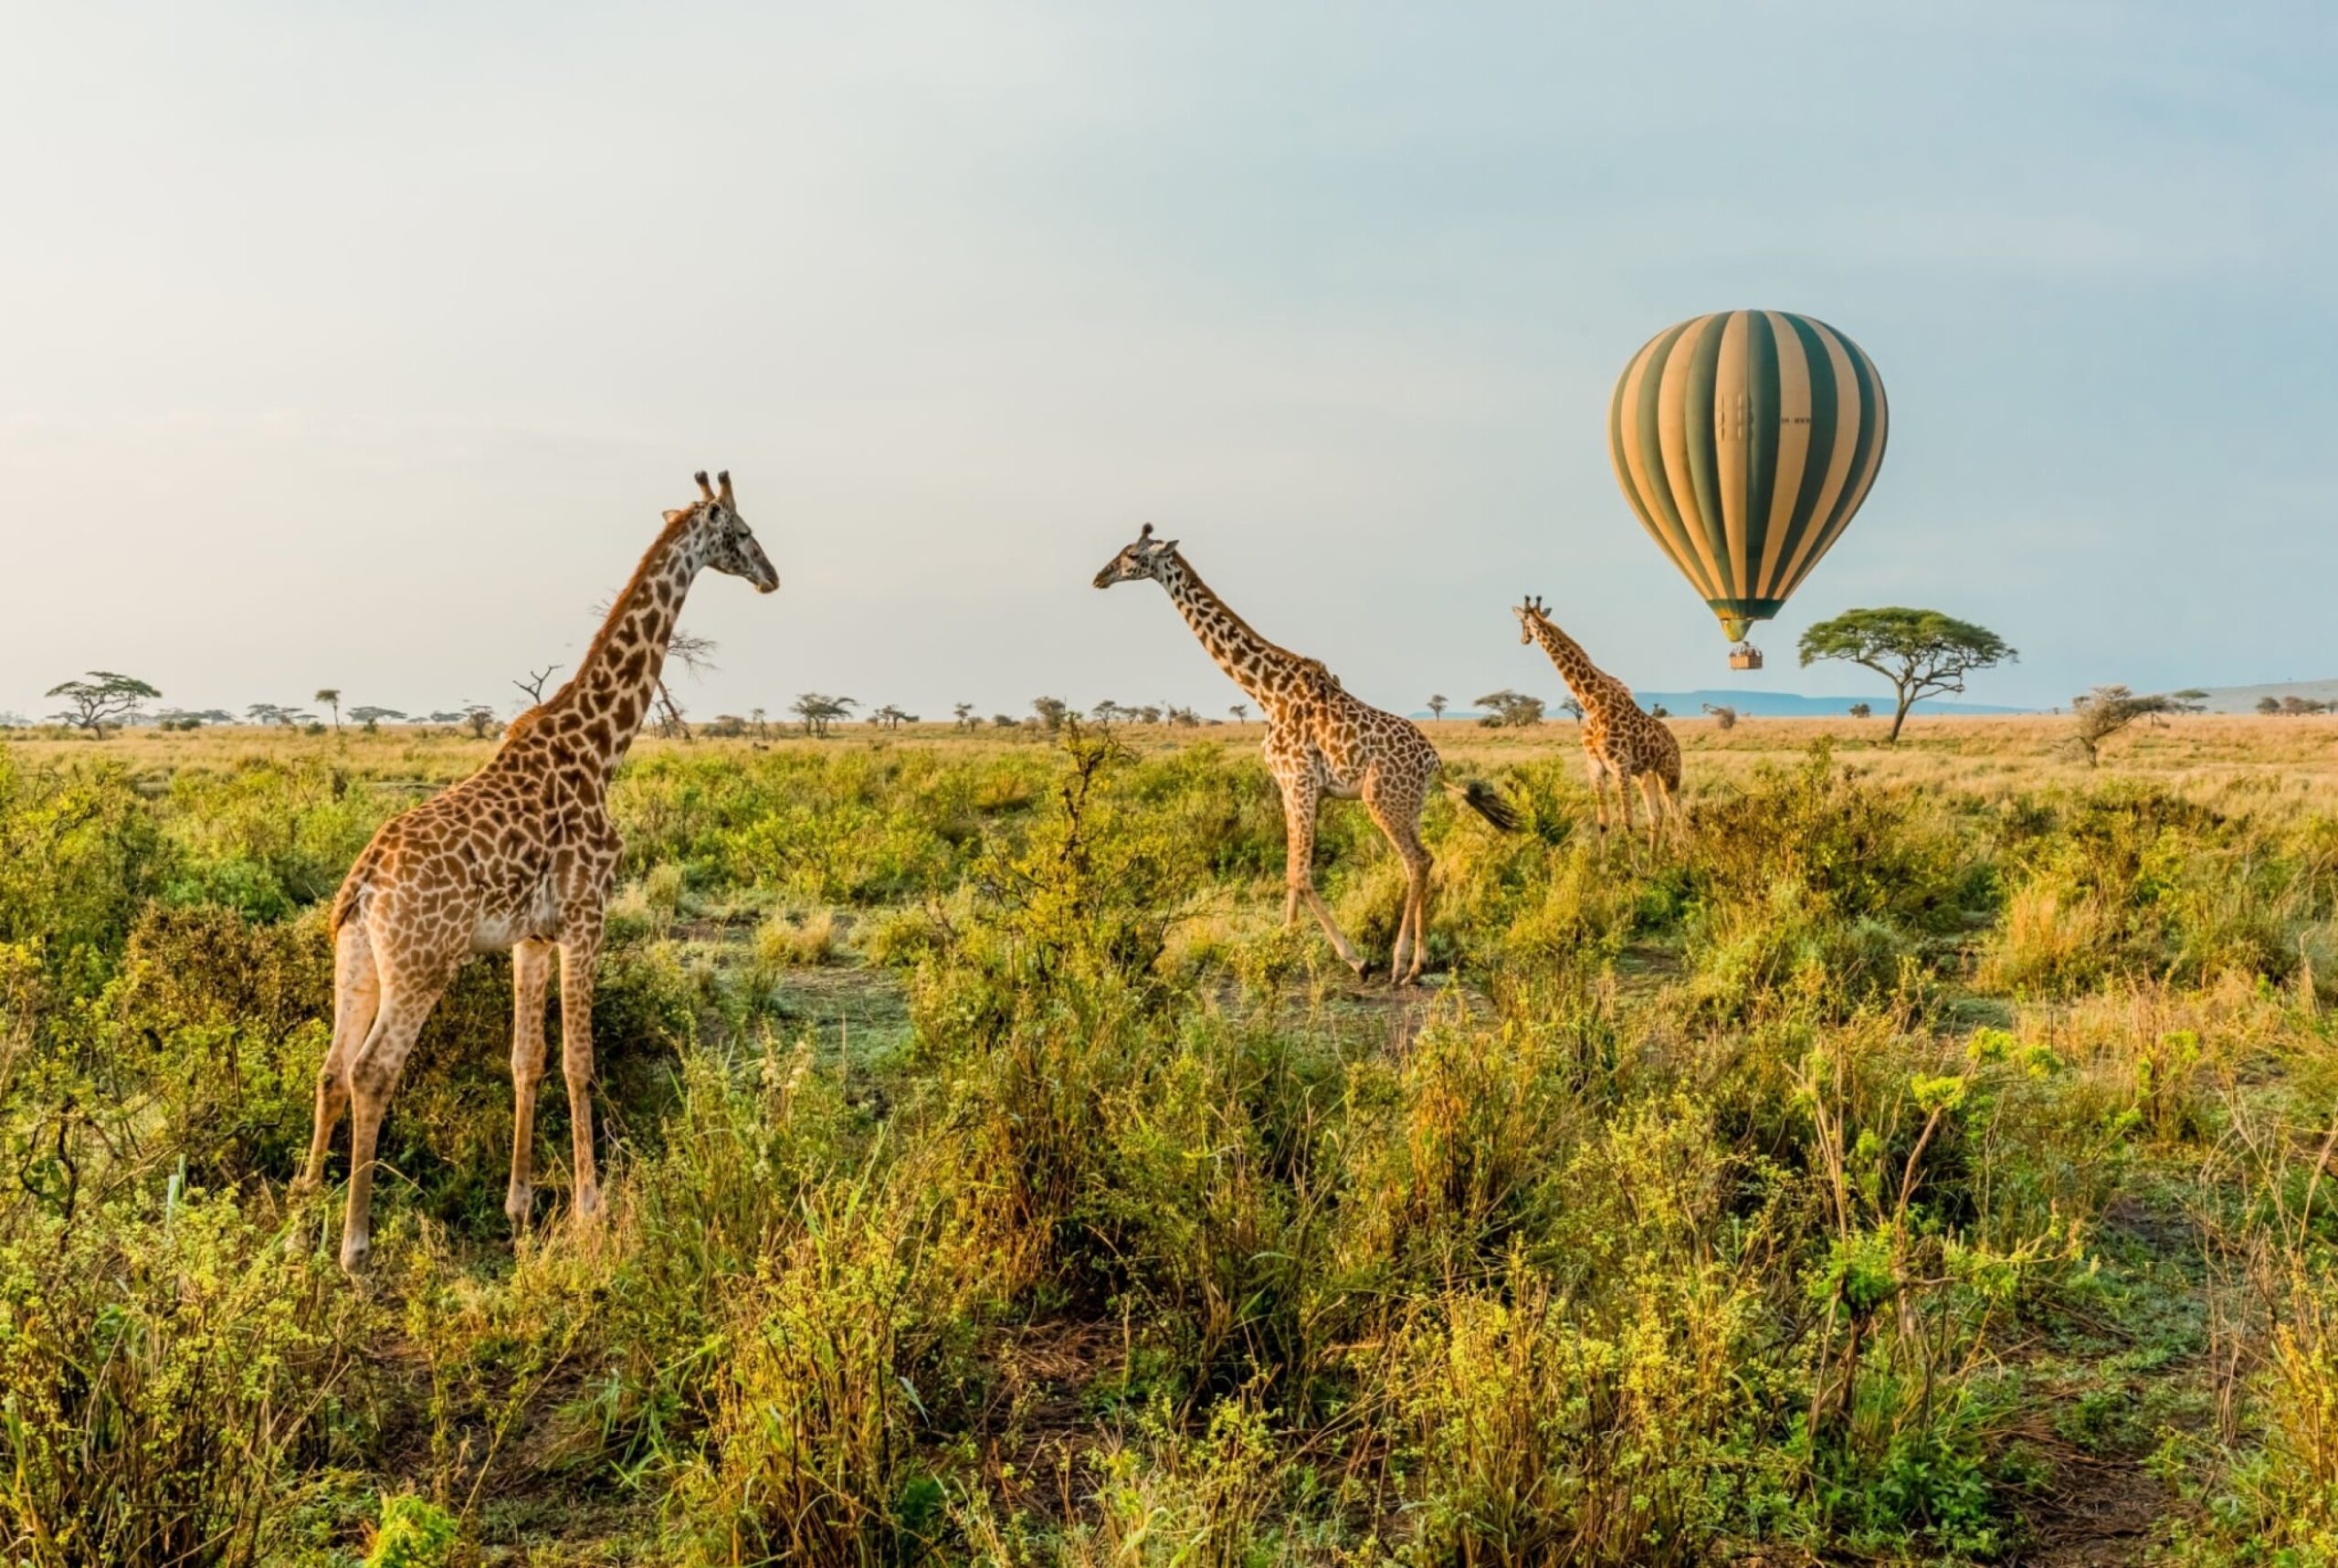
[341, 977, 447, 1277]
[1364, 782, 1433, 986]
[1584, 749, 1612, 836]
[1384, 841, 1421, 985]
[1278, 776, 1367, 976]
[289, 921, 379, 1254]
[505, 939, 553, 1231]
[1637, 773, 1664, 850]
[558, 931, 606, 1224]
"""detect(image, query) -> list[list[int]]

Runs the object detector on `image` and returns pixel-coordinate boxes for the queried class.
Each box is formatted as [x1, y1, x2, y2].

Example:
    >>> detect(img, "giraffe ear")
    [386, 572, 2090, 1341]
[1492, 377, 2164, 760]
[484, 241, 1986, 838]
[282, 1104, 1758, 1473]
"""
[664, 509, 691, 525]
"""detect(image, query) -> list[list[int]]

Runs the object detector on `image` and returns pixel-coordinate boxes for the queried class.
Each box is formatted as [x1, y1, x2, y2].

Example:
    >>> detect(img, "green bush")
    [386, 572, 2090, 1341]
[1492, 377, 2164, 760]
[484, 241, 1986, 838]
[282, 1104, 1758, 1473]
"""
[0, 1187, 361, 1567]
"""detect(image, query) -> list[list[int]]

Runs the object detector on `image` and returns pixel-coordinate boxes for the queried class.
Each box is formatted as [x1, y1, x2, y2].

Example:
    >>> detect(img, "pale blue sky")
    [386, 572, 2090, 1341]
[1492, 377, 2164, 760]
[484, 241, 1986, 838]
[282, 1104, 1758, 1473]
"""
[3, 2, 2332, 722]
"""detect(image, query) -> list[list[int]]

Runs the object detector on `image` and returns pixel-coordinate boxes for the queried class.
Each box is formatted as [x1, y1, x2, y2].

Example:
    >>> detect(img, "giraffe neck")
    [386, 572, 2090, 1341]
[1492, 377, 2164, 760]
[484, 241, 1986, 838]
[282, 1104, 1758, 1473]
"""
[544, 514, 714, 772]
[1153, 552, 1316, 707]
[1527, 614, 1617, 707]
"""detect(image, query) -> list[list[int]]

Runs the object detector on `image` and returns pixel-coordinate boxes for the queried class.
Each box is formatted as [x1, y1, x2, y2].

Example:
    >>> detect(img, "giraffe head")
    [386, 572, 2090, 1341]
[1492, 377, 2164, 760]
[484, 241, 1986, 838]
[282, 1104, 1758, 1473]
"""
[666, 470, 779, 593]
[1514, 594, 1551, 645]
[1091, 522, 1180, 589]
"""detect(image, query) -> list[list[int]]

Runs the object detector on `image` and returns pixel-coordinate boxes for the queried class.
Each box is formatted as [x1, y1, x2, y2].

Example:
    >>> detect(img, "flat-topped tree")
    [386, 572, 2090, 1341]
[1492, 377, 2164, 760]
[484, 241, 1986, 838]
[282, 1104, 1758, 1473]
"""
[2069, 685, 2206, 767]
[290, 469, 779, 1278]
[1093, 522, 1517, 984]
[46, 671, 160, 737]
[1797, 607, 2016, 743]
[1472, 689, 1545, 728]
[791, 694, 856, 737]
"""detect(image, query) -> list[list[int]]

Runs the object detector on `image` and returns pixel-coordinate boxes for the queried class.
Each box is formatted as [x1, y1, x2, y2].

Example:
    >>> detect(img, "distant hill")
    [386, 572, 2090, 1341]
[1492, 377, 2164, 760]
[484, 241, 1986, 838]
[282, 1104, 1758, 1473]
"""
[1418, 690, 2028, 721]
[2178, 679, 2338, 715]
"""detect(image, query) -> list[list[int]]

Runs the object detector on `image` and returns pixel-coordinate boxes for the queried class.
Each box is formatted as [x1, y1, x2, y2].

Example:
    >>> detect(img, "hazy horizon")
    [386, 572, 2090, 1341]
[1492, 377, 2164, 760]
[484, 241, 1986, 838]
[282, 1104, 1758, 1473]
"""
[5, 3, 2333, 726]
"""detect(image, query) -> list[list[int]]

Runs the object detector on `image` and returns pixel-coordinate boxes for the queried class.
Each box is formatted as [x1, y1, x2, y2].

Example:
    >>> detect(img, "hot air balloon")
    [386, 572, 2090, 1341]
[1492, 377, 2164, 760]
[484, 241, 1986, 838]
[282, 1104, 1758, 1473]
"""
[1608, 311, 1888, 668]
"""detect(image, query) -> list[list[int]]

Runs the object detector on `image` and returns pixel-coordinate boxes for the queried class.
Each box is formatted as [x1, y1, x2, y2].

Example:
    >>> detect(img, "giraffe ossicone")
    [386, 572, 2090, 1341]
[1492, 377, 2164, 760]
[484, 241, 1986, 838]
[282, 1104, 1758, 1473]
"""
[1094, 525, 1516, 985]
[290, 471, 779, 1278]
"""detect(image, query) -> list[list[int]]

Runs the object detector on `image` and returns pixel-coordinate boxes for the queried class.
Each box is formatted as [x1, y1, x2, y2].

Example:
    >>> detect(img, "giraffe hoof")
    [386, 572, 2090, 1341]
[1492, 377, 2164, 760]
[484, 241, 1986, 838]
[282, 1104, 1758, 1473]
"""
[1350, 959, 1374, 982]
[337, 1236, 372, 1279]
[504, 1183, 534, 1229]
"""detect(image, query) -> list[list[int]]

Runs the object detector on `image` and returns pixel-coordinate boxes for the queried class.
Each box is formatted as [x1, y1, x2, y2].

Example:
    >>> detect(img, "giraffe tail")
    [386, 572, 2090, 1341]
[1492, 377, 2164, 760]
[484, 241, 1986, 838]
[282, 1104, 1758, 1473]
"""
[328, 844, 381, 934]
[1447, 777, 1521, 834]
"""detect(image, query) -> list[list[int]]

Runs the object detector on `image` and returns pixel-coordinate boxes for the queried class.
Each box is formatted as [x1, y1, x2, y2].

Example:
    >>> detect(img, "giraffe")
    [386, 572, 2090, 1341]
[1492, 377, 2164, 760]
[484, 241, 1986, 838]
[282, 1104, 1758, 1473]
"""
[1513, 594, 1681, 847]
[1094, 525, 1516, 984]
[290, 471, 778, 1276]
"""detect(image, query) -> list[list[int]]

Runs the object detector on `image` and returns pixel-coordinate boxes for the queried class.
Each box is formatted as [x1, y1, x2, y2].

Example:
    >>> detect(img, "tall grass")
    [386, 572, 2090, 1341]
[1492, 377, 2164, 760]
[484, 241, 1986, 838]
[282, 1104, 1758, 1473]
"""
[1, 723, 2335, 1561]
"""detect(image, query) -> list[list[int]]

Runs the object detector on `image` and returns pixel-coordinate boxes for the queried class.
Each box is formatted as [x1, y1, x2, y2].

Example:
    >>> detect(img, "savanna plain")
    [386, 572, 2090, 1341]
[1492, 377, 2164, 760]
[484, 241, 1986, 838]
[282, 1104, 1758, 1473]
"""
[5, 713, 2338, 1566]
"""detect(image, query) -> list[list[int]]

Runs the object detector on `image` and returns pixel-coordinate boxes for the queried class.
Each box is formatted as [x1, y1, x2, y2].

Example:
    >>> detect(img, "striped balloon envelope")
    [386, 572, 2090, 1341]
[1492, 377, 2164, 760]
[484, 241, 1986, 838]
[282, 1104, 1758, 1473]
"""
[1608, 310, 1888, 645]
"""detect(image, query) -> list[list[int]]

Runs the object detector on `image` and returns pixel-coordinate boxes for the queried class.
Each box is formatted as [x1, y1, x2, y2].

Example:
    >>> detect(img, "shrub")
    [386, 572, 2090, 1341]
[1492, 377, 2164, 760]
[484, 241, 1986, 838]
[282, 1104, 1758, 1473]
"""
[664, 1174, 939, 1566]
[363, 1494, 458, 1568]
[1384, 1254, 1762, 1565]
[0, 1187, 362, 1567]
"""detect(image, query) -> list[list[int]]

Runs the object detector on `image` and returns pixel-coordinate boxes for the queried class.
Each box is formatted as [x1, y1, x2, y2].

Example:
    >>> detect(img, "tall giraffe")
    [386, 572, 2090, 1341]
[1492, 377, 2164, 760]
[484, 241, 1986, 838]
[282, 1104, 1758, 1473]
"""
[291, 472, 778, 1275]
[1514, 595, 1680, 846]
[1095, 525, 1516, 984]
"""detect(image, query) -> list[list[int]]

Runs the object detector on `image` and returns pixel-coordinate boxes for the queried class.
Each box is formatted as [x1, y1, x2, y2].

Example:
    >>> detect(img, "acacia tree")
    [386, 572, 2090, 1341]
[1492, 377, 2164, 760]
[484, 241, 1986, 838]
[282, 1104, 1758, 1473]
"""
[46, 671, 160, 737]
[1230, 702, 1249, 723]
[953, 702, 975, 731]
[1473, 689, 1545, 728]
[2069, 686, 2206, 767]
[1557, 696, 1586, 721]
[349, 705, 406, 733]
[1032, 697, 1070, 732]
[314, 688, 343, 732]
[1701, 702, 1739, 731]
[1797, 607, 2017, 743]
[1426, 695, 1447, 722]
[792, 694, 857, 738]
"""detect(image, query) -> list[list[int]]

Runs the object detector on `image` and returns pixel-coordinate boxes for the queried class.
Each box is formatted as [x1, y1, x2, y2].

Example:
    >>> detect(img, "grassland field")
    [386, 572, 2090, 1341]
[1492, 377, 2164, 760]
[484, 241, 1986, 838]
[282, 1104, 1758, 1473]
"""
[3, 712, 2337, 1564]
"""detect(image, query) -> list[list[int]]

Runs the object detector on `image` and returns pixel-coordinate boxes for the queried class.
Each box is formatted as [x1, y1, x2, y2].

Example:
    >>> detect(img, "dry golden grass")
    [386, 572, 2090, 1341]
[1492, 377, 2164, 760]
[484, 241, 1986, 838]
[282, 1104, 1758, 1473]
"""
[14, 712, 2337, 812]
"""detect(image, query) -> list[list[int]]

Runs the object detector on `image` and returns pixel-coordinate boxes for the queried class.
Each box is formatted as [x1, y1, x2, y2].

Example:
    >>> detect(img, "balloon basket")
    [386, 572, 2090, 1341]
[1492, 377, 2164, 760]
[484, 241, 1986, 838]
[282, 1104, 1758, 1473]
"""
[1727, 644, 1764, 671]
